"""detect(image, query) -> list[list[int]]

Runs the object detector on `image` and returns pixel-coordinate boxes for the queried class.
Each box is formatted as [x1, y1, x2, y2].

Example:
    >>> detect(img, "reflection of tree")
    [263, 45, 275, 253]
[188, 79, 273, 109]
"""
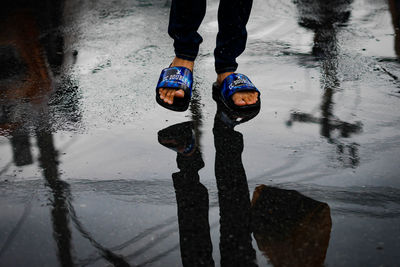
[288, 0, 362, 168]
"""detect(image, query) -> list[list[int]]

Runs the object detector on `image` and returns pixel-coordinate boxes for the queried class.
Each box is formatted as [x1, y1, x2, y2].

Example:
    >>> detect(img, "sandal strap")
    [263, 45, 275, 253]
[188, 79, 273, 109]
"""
[156, 66, 193, 96]
[221, 73, 259, 100]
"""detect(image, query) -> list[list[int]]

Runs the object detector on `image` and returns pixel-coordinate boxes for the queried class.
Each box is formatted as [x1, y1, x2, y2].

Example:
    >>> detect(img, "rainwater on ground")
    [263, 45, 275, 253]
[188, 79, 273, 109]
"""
[1, 0, 400, 266]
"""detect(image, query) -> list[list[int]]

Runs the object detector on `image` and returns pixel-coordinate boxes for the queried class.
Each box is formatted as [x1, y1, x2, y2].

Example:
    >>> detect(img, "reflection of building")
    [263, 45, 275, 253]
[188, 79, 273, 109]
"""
[288, 0, 362, 168]
[251, 185, 332, 267]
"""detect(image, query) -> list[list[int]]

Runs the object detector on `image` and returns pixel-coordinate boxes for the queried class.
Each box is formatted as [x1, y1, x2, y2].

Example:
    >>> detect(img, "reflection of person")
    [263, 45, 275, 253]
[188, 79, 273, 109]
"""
[294, 0, 352, 58]
[158, 121, 214, 267]
[155, 0, 260, 112]
[158, 105, 259, 266]
[213, 109, 257, 267]
[251, 185, 332, 267]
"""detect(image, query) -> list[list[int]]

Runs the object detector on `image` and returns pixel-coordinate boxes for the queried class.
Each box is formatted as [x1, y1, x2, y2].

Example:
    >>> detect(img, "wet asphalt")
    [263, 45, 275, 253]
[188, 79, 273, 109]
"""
[1, 0, 400, 266]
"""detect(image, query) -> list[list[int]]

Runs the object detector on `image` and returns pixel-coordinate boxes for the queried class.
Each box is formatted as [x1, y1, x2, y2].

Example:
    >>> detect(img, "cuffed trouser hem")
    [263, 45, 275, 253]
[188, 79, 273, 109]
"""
[175, 52, 197, 62]
[215, 66, 238, 74]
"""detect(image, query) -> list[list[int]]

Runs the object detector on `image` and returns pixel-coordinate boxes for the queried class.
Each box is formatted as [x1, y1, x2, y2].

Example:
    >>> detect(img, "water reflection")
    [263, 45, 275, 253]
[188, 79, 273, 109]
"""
[287, 0, 362, 168]
[213, 108, 257, 267]
[158, 102, 260, 266]
[251, 185, 332, 267]
[159, 121, 214, 266]
[0, 0, 81, 136]
[0, 2, 130, 266]
[36, 129, 131, 267]
[159, 101, 334, 266]
[389, 0, 400, 58]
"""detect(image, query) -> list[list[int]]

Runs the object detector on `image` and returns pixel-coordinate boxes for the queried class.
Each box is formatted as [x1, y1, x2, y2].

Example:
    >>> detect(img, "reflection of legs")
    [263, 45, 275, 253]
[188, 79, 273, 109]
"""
[213, 120, 257, 267]
[173, 150, 214, 267]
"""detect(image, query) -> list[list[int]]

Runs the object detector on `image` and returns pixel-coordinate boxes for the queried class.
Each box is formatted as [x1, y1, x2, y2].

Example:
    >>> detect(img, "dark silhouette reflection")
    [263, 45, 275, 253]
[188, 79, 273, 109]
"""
[0, 2, 74, 265]
[251, 185, 332, 267]
[158, 103, 259, 267]
[389, 0, 400, 59]
[213, 107, 258, 267]
[158, 86, 214, 266]
[288, 0, 362, 168]
[295, 0, 352, 58]
[36, 129, 74, 267]
[159, 122, 214, 267]
[35, 127, 131, 267]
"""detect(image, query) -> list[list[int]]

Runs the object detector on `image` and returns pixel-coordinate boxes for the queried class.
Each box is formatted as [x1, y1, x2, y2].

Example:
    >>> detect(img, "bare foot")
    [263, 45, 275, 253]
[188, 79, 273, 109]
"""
[159, 57, 194, 105]
[217, 72, 259, 106]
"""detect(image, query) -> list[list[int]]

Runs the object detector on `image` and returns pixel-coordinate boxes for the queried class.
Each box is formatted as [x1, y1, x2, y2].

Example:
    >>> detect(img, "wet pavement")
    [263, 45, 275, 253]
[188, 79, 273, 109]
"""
[1, 0, 400, 266]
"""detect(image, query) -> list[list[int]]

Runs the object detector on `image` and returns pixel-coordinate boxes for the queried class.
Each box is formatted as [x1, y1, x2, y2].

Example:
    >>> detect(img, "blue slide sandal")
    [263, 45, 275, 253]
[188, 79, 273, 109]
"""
[156, 66, 193, 112]
[212, 73, 260, 112]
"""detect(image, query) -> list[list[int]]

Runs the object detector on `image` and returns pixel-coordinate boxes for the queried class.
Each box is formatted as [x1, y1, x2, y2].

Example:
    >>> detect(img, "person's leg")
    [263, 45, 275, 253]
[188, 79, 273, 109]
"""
[159, 0, 207, 105]
[214, 0, 258, 106]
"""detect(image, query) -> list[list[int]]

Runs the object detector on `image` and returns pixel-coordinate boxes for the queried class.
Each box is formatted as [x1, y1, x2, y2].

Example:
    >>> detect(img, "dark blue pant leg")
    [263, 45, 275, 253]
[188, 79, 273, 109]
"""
[214, 0, 253, 74]
[168, 0, 207, 61]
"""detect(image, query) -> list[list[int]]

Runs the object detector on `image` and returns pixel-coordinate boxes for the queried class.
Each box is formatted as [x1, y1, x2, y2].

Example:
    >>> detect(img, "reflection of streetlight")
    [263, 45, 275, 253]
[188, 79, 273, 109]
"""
[35, 127, 132, 267]
[288, 0, 362, 168]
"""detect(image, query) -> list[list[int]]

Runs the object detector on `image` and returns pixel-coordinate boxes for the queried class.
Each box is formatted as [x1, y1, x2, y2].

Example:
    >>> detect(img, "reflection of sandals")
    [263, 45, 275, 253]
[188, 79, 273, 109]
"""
[156, 66, 193, 112]
[212, 73, 260, 112]
[158, 121, 196, 156]
[214, 99, 260, 129]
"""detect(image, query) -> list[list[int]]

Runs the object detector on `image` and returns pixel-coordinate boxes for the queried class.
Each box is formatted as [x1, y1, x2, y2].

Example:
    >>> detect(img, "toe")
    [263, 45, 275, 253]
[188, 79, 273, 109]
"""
[175, 89, 185, 98]
[232, 92, 259, 106]
[159, 88, 165, 99]
[163, 89, 170, 103]
[165, 90, 175, 104]
[252, 92, 259, 104]
[169, 91, 176, 104]
[243, 94, 252, 105]
[247, 93, 255, 105]
[160, 88, 184, 104]
[233, 94, 246, 106]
